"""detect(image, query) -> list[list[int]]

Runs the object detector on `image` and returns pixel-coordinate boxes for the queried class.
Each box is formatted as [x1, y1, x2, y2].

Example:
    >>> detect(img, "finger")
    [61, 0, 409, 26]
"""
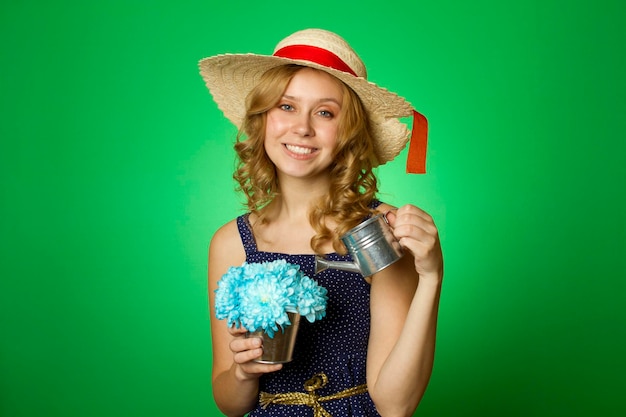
[398, 233, 438, 258]
[238, 360, 284, 377]
[230, 334, 262, 354]
[233, 345, 264, 365]
[393, 220, 438, 242]
[396, 204, 434, 224]
[389, 204, 435, 231]
[231, 336, 264, 365]
[393, 220, 440, 260]
[228, 325, 249, 337]
[398, 230, 443, 274]
[383, 210, 397, 227]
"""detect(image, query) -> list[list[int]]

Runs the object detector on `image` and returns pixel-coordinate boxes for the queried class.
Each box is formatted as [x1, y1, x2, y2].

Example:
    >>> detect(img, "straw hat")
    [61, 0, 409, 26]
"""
[199, 28, 428, 173]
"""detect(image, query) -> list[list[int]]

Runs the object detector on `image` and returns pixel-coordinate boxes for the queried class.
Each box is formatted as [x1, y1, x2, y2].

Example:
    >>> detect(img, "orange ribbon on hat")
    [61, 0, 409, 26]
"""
[407, 110, 428, 174]
[273, 45, 428, 174]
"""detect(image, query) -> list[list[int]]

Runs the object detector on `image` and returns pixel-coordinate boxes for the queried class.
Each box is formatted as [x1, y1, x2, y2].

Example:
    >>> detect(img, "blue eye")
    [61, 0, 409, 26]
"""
[319, 110, 333, 118]
[279, 104, 294, 111]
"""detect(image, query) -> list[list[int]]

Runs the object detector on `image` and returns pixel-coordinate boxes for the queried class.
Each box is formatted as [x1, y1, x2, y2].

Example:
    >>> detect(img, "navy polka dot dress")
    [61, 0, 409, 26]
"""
[239, 204, 383, 417]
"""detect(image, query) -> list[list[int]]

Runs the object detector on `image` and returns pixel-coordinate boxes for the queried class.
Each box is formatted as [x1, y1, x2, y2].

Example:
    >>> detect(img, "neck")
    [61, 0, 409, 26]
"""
[265, 173, 331, 222]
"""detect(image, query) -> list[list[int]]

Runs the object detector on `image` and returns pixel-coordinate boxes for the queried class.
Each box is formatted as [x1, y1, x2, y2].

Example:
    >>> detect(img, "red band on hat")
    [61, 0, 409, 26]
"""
[273, 45, 358, 77]
[406, 111, 428, 174]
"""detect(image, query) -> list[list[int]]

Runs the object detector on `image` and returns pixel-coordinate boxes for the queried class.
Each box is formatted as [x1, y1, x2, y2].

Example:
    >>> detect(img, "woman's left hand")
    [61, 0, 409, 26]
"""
[385, 204, 443, 283]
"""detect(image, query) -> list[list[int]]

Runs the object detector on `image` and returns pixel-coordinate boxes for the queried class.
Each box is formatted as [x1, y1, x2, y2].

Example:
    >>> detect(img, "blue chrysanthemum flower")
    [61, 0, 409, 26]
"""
[296, 275, 328, 322]
[214, 260, 327, 338]
[239, 275, 295, 337]
[214, 265, 244, 328]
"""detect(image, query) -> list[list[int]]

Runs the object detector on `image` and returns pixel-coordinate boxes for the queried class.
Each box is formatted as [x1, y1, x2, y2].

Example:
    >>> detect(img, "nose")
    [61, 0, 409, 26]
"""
[292, 113, 314, 137]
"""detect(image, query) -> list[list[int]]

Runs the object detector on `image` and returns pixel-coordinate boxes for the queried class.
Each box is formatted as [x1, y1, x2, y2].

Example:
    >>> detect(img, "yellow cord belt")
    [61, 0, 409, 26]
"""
[259, 373, 368, 417]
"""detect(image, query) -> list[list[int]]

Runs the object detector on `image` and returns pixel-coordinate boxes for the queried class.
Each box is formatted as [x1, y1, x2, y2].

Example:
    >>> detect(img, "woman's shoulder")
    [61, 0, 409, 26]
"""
[211, 217, 239, 240]
[209, 217, 246, 269]
[374, 200, 396, 214]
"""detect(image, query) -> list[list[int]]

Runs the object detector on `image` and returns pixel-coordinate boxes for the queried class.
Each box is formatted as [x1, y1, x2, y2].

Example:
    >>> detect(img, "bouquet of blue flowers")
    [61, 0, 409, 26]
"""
[214, 260, 328, 338]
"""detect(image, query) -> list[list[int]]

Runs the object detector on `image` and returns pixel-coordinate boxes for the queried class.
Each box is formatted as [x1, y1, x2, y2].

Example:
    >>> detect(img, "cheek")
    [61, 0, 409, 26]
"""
[265, 111, 288, 136]
[320, 124, 340, 145]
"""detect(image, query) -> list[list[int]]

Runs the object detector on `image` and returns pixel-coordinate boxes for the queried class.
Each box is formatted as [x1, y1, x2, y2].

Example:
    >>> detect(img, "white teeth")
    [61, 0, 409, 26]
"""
[285, 144, 314, 155]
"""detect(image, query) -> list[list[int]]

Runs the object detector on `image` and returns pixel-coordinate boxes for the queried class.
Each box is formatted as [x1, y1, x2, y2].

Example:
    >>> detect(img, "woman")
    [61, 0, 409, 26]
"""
[201, 29, 443, 417]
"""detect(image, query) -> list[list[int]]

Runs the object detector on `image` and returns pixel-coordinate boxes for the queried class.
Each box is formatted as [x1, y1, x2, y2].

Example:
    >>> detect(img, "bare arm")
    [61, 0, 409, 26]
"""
[208, 220, 283, 417]
[366, 204, 444, 417]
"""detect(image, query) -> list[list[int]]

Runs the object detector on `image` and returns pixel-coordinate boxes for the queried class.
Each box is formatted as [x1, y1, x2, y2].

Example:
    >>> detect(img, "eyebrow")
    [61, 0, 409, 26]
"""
[282, 95, 341, 106]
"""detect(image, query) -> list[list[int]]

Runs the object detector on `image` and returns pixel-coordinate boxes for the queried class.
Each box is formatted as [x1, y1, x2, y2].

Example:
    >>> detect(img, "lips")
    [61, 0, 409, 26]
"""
[284, 144, 317, 155]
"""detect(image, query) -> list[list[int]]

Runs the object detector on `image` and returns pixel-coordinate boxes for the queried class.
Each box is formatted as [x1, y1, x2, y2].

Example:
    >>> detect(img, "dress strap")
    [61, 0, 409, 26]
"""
[236, 214, 258, 255]
[369, 199, 382, 210]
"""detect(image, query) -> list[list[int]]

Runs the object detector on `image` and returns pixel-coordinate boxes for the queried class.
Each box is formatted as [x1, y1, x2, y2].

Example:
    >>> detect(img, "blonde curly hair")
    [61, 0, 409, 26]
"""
[234, 65, 379, 254]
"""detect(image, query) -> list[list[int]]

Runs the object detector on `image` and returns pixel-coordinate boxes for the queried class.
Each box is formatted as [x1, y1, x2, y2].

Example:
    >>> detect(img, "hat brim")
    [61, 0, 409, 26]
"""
[199, 53, 416, 165]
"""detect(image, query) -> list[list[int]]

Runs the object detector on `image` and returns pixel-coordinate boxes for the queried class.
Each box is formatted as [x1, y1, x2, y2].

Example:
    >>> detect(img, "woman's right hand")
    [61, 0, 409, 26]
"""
[228, 326, 283, 381]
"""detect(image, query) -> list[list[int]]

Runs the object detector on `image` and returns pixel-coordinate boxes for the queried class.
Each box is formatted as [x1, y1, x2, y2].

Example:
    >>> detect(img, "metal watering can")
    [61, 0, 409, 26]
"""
[315, 213, 403, 277]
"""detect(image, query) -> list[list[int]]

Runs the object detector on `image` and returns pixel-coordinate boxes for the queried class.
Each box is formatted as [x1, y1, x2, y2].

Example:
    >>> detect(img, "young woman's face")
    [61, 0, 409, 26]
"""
[264, 68, 343, 179]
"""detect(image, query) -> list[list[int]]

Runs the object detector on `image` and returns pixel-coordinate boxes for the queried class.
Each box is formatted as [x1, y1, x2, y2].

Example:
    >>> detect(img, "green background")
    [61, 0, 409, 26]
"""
[1, 0, 624, 416]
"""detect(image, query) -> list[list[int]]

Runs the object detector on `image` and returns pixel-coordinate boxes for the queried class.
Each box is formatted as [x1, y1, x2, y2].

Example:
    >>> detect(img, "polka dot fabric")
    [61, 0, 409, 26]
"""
[238, 203, 383, 417]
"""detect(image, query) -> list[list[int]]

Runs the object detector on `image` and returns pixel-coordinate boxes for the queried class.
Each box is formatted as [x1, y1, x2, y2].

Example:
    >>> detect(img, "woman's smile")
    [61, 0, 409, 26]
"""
[284, 144, 318, 157]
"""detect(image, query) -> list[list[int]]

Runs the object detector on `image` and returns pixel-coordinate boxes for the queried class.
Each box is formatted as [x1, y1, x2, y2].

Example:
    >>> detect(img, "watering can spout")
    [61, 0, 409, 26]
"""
[314, 256, 361, 275]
